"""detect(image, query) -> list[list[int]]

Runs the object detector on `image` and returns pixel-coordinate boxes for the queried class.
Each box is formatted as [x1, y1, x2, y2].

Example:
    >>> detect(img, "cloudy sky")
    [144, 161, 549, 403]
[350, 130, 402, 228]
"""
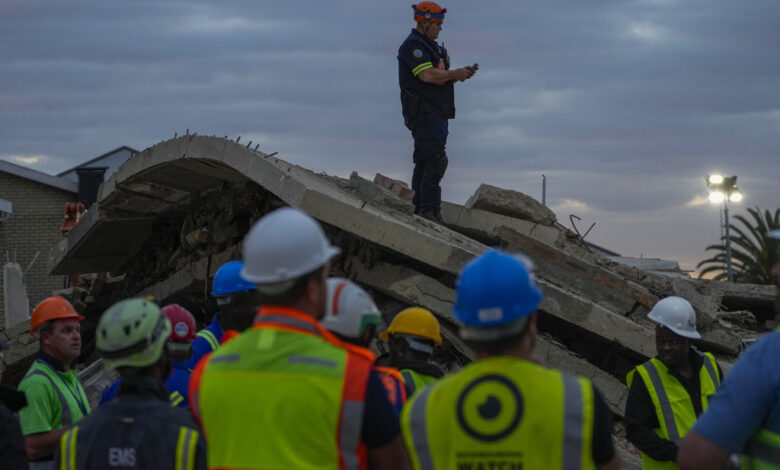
[1, 0, 778, 273]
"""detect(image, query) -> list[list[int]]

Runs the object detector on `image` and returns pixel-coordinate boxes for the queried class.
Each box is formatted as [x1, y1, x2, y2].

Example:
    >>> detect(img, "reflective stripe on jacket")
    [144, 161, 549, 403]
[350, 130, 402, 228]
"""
[196, 306, 374, 470]
[400, 368, 438, 398]
[400, 356, 596, 470]
[626, 352, 721, 470]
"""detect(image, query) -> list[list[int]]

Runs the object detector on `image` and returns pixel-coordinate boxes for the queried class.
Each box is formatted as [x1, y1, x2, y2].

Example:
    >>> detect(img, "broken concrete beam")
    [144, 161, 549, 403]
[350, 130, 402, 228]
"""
[373, 173, 414, 201]
[440, 202, 598, 263]
[78, 359, 118, 409]
[499, 227, 658, 315]
[61, 136, 484, 278]
[535, 335, 627, 416]
[537, 278, 657, 358]
[139, 256, 209, 301]
[465, 183, 557, 226]
[349, 172, 414, 215]
[347, 255, 657, 362]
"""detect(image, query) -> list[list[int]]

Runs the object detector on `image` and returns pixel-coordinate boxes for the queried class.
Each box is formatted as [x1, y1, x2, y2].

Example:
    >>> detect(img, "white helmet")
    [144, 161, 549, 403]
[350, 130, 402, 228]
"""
[322, 278, 382, 339]
[647, 296, 700, 339]
[241, 208, 341, 289]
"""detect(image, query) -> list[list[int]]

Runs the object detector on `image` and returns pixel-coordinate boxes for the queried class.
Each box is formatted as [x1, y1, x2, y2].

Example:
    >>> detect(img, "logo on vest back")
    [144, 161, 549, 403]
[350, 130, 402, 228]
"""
[456, 374, 523, 442]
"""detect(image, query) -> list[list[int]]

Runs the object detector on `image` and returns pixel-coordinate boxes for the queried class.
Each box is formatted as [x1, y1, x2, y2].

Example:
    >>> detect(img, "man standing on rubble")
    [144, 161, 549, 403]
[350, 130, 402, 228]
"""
[401, 250, 619, 469]
[379, 307, 445, 398]
[17, 296, 90, 468]
[191, 208, 410, 469]
[399, 2, 476, 222]
[624, 296, 722, 469]
[185, 260, 259, 369]
[678, 229, 780, 470]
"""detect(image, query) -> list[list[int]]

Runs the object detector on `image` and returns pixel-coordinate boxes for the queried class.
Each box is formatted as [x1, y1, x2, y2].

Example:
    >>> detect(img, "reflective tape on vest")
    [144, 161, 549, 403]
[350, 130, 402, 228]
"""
[641, 360, 682, 443]
[563, 375, 584, 470]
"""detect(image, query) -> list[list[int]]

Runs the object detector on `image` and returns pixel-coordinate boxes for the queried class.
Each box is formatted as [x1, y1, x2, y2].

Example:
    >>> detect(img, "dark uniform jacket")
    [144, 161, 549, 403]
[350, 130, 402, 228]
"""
[398, 28, 455, 120]
[54, 375, 206, 470]
[0, 385, 28, 470]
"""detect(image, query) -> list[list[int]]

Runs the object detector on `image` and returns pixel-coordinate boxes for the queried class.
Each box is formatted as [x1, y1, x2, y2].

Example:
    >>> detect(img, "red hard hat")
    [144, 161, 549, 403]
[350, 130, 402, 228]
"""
[30, 296, 84, 335]
[413, 2, 446, 23]
[161, 304, 197, 341]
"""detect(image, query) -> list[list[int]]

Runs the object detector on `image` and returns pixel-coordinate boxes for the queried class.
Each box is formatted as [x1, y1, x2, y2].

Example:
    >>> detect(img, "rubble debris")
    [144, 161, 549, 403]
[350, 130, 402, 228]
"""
[0, 135, 760, 470]
[465, 183, 557, 226]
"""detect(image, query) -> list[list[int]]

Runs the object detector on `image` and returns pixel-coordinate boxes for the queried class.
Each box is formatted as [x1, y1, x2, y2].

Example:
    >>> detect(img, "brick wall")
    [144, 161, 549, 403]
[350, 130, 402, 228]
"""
[0, 172, 76, 326]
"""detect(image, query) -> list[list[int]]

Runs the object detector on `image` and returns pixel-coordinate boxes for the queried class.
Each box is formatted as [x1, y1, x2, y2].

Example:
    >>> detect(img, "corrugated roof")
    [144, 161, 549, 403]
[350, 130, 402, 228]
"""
[0, 158, 77, 193]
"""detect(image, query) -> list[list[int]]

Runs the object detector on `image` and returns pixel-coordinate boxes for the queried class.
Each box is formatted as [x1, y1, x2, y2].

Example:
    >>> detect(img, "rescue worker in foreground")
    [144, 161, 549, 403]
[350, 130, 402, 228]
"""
[323, 277, 407, 414]
[185, 260, 259, 369]
[99, 303, 198, 408]
[192, 207, 410, 470]
[55, 298, 206, 470]
[678, 229, 780, 470]
[0, 339, 29, 469]
[625, 296, 722, 469]
[17, 296, 89, 468]
[401, 249, 619, 470]
[399, 1, 476, 222]
[379, 306, 445, 398]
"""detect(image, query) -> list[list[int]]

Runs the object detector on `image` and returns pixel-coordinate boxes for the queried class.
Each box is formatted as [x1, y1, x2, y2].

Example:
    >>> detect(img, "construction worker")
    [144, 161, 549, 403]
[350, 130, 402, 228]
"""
[399, 2, 476, 222]
[625, 296, 722, 469]
[185, 260, 259, 369]
[17, 296, 89, 468]
[379, 307, 445, 398]
[678, 229, 780, 470]
[401, 249, 619, 470]
[1, 339, 29, 469]
[99, 303, 198, 408]
[55, 298, 206, 469]
[191, 207, 409, 469]
[323, 277, 408, 414]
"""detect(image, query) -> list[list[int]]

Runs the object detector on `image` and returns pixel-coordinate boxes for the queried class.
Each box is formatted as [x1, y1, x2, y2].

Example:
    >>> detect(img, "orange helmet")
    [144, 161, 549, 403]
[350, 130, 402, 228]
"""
[29, 296, 84, 335]
[413, 2, 446, 24]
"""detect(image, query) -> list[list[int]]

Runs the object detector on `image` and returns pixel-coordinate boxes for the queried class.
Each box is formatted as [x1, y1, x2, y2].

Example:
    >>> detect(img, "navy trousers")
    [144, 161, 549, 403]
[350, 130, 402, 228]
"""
[408, 113, 449, 214]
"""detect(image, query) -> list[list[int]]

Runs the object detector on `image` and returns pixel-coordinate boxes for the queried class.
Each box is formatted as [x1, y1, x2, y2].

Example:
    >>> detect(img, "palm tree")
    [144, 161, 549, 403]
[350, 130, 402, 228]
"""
[697, 207, 780, 283]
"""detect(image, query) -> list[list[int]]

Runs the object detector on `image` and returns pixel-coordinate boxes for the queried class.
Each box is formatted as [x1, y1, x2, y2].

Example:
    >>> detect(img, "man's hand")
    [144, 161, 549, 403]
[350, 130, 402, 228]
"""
[453, 66, 475, 81]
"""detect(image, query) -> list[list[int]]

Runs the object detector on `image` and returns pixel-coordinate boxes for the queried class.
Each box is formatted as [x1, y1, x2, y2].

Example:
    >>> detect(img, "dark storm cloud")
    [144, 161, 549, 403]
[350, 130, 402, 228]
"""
[1, 0, 777, 270]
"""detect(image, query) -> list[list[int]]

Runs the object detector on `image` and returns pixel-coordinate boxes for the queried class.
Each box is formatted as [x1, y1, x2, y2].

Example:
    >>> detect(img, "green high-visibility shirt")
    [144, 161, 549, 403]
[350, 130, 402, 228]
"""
[18, 360, 90, 435]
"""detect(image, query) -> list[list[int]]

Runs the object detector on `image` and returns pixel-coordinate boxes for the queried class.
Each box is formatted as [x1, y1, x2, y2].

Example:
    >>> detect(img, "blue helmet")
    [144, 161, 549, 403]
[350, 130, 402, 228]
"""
[453, 249, 543, 340]
[211, 261, 257, 297]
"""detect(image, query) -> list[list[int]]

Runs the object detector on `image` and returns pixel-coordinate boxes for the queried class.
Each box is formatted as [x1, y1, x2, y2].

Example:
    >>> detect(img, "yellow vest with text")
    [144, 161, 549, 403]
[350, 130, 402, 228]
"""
[626, 353, 721, 470]
[196, 307, 373, 470]
[401, 356, 596, 470]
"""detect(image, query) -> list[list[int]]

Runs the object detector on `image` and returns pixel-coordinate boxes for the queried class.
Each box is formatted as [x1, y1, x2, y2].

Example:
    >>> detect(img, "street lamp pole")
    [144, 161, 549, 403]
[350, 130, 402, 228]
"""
[723, 200, 733, 282]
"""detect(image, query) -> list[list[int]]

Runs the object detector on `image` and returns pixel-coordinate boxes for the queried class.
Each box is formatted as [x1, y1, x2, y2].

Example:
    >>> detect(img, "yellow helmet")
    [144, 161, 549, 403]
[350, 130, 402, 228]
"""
[379, 307, 442, 345]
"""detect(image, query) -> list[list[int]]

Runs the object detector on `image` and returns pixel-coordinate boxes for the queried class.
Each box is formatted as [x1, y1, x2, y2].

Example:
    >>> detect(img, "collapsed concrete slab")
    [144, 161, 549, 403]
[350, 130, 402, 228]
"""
[465, 183, 557, 226]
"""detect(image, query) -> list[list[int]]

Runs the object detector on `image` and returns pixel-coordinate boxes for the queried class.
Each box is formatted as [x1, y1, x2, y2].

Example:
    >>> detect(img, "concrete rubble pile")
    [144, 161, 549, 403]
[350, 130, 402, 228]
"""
[20, 135, 773, 468]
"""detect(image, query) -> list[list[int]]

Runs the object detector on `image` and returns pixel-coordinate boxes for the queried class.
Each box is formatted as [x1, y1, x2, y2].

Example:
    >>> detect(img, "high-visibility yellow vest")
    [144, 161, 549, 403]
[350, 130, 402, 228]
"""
[626, 352, 721, 470]
[400, 368, 438, 398]
[400, 356, 596, 470]
[196, 306, 374, 470]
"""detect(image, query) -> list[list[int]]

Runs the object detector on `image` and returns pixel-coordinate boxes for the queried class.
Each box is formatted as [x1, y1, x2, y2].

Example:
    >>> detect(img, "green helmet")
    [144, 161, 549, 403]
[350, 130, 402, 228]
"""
[96, 298, 171, 370]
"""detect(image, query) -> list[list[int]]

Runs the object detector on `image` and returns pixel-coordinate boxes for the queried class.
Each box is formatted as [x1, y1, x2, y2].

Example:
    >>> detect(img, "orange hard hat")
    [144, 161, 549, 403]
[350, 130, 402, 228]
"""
[29, 296, 85, 335]
[413, 2, 446, 23]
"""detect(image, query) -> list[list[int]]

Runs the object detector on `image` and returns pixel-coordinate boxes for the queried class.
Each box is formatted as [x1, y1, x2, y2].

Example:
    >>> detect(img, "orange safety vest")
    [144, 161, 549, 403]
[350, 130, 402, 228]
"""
[190, 306, 374, 470]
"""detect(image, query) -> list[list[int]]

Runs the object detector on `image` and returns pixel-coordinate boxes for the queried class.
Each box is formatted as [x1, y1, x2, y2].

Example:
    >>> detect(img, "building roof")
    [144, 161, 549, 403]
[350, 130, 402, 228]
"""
[56, 146, 139, 177]
[0, 158, 77, 193]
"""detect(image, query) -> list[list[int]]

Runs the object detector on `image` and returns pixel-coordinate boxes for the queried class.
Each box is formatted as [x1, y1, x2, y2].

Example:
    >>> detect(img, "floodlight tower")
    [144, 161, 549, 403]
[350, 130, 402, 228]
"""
[705, 174, 743, 282]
